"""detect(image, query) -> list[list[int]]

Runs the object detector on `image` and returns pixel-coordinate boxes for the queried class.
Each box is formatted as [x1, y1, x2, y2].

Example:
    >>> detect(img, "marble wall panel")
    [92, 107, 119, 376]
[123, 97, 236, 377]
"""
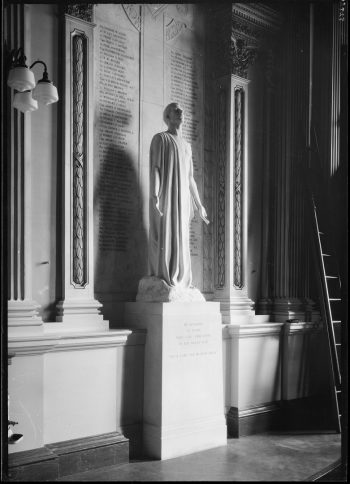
[94, 5, 147, 299]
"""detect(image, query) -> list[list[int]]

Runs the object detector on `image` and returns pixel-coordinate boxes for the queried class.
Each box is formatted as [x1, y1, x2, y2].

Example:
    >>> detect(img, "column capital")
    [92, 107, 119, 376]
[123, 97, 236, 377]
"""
[212, 3, 282, 79]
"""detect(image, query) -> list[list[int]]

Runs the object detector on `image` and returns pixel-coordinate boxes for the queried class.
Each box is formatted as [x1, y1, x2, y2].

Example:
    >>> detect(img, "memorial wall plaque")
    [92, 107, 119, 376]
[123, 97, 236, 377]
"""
[165, 20, 205, 290]
[94, 8, 146, 294]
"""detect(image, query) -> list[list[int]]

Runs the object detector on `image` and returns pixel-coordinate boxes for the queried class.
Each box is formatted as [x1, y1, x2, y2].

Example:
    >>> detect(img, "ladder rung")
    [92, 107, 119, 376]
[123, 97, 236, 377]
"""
[326, 276, 338, 279]
[336, 390, 341, 393]
[322, 253, 331, 256]
[333, 320, 341, 323]
[336, 343, 341, 346]
[329, 298, 341, 301]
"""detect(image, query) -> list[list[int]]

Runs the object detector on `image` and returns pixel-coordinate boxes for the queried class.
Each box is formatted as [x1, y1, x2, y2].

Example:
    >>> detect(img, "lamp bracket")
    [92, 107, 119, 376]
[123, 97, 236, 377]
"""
[10, 47, 27, 67]
[30, 60, 49, 82]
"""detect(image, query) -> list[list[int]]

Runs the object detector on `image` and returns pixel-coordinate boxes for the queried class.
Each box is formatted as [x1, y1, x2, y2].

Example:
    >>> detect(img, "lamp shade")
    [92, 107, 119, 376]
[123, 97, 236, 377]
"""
[7, 66, 36, 92]
[13, 91, 38, 112]
[32, 81, 59, 105]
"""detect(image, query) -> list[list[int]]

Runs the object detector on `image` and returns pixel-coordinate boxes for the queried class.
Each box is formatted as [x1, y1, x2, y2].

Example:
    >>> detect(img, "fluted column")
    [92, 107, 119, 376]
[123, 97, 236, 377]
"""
[6, 4, 43, 335]
[256, 48, 274, 315]
[270, 4, 315, 322]
[55, 7, 107, 330]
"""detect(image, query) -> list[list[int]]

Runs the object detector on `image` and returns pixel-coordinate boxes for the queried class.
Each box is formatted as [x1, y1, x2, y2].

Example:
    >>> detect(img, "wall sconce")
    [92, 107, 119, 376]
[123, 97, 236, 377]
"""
[7, 47, 59, 113]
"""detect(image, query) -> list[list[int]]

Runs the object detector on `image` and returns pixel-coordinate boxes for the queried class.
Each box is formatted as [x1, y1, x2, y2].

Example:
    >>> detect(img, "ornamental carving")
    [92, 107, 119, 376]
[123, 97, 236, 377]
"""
[166, 18, 186, 42]
[215, 88, 227, 289]
[230, 34, 258, 78]
[72, 34, 87, 287]
[122, 4, 141, 32]
[65, 4, 94, 23]
[213, 7, 261, 78]
[234, 87, 244, 289]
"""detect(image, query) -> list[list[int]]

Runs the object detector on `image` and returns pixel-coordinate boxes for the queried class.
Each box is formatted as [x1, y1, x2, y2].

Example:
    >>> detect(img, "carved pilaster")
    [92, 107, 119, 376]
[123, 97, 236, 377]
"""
[72, 34, 87, 288]
[233, 87, 244, 288]
[215, 89, 227, 290]
[6, 4, 43, 335]
[55, 14, 107, 330]
[210, 4, 283, 323]
[213, 75, 254, 324]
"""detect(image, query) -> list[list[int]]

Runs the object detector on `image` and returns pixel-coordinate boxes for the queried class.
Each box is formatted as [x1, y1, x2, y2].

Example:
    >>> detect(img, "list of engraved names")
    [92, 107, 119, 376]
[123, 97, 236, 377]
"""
[98, 24, 139, 252]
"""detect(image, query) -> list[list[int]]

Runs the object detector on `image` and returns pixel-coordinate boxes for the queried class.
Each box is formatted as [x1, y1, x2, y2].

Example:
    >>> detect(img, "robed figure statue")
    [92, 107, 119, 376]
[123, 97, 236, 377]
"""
[137, 102, 209, 302]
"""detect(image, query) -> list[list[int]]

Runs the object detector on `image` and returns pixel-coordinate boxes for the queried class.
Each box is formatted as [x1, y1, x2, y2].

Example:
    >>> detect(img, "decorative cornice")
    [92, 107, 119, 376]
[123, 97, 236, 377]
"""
[8, 336, 59, 356]
[223, 320, 321, 339]
[8, 329, 147, 357]
[224, 322, 284, 338]
[231, 3, 282, 32]
[65, 4, 94, 23]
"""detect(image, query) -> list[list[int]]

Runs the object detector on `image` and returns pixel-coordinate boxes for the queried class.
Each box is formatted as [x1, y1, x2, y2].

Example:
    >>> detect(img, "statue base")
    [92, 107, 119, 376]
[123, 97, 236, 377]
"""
[124, 301, 227, 459]
[136, 276, 205, 302]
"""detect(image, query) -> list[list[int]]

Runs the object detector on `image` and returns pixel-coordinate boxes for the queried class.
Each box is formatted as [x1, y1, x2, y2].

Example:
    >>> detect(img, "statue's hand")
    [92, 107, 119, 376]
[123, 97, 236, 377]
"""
[154, 196, 163, 216]
[198, 206, 209, 224]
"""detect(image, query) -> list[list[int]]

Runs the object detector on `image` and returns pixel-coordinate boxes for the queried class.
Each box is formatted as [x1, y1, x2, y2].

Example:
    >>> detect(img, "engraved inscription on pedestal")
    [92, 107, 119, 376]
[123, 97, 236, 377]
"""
[168, 320, 219, 360]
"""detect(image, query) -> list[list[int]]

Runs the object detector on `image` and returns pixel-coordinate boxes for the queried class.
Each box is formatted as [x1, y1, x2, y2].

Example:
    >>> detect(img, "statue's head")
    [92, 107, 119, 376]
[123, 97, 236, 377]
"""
[163, 102, 184, 127]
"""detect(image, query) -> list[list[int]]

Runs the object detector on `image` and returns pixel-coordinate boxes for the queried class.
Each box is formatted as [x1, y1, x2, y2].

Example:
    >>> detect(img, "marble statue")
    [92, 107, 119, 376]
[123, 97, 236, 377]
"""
[137, 102, 209, 302]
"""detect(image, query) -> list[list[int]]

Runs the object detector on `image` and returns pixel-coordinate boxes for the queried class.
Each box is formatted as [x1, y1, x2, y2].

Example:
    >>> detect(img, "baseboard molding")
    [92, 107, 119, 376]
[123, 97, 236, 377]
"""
[7, 447, 58, 482]
[227, 395, 335, 438]
[7, 431, 129, 481]
[227, 402, 282, 438]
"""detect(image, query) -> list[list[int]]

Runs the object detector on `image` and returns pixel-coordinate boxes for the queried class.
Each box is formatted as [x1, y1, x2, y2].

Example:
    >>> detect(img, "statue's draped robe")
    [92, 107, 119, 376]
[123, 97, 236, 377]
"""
[149, 132, 195, 288]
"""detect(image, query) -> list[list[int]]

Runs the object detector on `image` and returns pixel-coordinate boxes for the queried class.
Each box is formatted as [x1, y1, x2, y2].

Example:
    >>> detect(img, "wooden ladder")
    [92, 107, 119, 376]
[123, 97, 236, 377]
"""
[310, 194, 342, 433]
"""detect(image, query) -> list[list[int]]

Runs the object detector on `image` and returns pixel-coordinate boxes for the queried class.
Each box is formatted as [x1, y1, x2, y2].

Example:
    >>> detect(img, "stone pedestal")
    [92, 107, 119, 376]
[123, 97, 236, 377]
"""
[124, 302, 227, 460]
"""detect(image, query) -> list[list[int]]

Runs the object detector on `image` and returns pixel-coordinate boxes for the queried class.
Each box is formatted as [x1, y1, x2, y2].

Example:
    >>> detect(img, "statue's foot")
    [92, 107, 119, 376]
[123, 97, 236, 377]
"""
[136, 276, 205, 302]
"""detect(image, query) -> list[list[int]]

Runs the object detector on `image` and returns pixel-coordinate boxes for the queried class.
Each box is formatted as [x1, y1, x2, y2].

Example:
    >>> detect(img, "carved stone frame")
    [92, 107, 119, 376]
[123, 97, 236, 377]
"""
[55, 13, 106, 329]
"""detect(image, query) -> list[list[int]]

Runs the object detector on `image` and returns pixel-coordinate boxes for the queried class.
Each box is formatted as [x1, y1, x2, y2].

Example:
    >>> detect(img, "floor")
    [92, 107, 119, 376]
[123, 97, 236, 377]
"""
[58, 432, 343, 482]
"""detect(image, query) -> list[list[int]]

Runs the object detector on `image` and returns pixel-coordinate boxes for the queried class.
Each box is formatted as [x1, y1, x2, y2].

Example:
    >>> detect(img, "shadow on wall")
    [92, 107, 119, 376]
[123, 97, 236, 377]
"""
[93, 112, 148, 326]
